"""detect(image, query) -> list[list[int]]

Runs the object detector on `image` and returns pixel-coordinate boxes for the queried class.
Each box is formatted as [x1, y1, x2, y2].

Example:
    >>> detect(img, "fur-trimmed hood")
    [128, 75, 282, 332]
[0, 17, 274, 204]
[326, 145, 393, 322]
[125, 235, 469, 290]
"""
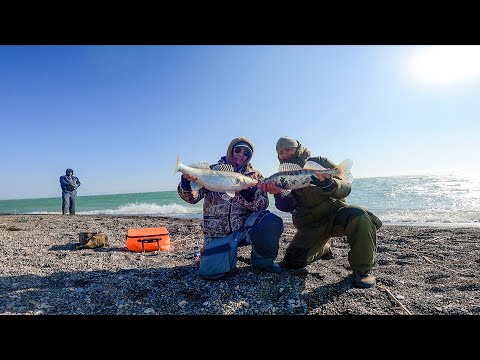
[226, 136, 255, 170]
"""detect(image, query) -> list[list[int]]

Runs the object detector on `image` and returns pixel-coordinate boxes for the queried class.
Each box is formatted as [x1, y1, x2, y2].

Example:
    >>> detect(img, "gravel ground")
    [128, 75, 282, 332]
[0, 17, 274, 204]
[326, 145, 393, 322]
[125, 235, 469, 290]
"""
[1, 214, 479, 315]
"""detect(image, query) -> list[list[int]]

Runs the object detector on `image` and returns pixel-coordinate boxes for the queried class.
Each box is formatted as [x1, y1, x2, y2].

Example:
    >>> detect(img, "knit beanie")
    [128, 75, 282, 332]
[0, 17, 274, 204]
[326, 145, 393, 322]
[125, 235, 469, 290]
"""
[276, 136, 298, 153]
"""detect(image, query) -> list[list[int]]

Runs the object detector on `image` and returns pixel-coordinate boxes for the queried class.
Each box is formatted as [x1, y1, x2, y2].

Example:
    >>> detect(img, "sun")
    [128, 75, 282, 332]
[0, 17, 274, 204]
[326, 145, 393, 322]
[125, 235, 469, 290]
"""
[407, 45, 480, 86]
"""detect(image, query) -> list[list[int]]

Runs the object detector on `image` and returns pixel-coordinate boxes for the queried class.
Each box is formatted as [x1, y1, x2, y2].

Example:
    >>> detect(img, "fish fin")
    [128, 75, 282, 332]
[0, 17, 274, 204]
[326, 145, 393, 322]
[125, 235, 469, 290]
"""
[211, 164, 235, 172]
[342, 172, 354, 184]
[174, 154, 181, 175]
[278, 163, 303, 172]
[336, 159, 353, 174]
[303, 160, 326, 170]
[190, 181, 203, 191]
[335, 159, 354, 183]
[188, 161, 211, 169]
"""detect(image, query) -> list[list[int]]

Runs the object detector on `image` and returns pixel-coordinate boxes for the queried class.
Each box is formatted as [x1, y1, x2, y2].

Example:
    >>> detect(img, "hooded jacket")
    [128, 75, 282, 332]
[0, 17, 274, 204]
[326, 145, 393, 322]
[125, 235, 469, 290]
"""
[60, 169, 81, 192]
[177, 137, 269, 238]
[274, 141, 352, 229]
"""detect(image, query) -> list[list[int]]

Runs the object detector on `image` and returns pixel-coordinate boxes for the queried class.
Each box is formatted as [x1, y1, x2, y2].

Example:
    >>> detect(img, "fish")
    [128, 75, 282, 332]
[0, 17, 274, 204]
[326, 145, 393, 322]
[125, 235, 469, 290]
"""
[261, 158, 353, 191]
[174, 154, 258, 198]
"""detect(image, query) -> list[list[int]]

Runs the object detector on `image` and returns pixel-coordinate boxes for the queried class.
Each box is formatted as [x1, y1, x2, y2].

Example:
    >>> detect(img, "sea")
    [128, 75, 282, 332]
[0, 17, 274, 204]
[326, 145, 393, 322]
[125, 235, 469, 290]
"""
[1, 174, 479, 228]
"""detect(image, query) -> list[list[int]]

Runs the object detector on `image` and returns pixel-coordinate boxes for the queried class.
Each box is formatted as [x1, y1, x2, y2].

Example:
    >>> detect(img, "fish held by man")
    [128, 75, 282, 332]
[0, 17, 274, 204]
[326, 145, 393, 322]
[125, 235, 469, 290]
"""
[174, 154, 258, 198]
[261, 158, 354, 191]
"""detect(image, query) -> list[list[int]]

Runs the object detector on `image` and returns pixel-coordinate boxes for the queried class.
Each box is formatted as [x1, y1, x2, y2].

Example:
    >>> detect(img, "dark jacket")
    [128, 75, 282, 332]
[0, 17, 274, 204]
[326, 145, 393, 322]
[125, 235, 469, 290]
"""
[60, 175, 81, 192]
[274, 142, 351, 229]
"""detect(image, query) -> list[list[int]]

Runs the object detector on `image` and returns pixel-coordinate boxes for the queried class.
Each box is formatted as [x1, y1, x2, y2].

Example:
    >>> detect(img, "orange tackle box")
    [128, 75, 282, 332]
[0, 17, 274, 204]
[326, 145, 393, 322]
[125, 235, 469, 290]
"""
[126, 227, 170, 252]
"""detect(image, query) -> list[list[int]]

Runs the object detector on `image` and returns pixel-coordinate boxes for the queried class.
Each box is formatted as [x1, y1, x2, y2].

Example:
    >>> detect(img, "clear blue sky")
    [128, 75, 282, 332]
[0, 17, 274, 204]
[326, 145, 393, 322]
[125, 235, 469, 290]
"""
[1, 45, 479, 200]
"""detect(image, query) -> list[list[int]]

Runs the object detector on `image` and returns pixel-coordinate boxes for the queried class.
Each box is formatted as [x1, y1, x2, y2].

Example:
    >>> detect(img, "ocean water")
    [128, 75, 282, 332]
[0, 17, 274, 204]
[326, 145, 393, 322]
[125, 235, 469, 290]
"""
[1, 174, 479, 227]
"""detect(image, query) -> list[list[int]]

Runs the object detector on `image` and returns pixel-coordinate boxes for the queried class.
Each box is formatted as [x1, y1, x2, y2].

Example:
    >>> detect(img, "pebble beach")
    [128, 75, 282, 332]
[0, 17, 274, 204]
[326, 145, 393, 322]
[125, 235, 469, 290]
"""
[1, 214, 479, 315]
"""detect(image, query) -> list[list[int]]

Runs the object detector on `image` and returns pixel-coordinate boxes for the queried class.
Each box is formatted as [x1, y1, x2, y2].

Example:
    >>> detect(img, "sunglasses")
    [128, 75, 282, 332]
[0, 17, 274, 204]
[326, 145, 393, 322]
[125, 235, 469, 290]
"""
[234, 147, 251, 157]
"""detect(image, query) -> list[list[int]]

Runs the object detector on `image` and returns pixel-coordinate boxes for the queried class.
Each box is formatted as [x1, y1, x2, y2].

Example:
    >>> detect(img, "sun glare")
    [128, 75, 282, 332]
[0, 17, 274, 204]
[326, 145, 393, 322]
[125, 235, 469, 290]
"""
[407, 45, 480, 86]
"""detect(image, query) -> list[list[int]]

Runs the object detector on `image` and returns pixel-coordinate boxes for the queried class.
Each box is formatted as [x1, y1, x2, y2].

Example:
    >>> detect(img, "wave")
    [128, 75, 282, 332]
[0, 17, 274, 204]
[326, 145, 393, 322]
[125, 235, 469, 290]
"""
[376, 209, 480, 227]
[30, 202, 202, 217]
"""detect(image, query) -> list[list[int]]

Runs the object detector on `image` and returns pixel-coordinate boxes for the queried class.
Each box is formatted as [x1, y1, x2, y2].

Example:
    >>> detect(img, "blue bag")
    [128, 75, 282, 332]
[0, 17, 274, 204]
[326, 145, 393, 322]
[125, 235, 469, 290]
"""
[198, 210, 279, 280]
[199, 231, 240, 280]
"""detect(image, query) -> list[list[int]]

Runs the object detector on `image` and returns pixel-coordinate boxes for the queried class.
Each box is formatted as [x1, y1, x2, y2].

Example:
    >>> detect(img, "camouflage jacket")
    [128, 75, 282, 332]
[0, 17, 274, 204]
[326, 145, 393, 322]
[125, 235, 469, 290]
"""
[177, 156, 269, 238]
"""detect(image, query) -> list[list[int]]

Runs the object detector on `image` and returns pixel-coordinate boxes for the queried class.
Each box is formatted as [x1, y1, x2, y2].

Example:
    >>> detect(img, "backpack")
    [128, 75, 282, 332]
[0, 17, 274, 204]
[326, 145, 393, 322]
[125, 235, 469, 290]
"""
[78, 230, 109, 249]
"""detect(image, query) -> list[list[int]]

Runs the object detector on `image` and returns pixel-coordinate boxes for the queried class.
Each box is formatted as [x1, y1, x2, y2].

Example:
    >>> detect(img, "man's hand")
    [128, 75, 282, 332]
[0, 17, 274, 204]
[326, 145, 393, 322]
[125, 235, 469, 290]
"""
[182, 174, 198, 182]
[239, 187, 257, 202]
[310, 174, 333, 188]
[312, 172, 331, 181]
[181, 173, 198, 191]
[258, 181, 283, 195]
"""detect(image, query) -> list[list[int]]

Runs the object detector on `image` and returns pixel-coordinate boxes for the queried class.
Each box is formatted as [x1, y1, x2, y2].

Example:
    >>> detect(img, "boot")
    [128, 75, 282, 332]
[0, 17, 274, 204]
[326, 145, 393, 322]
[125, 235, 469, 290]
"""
[353, 270, 376, 288]
[259, 263, 282, 273]
[321, 241, 335, 260]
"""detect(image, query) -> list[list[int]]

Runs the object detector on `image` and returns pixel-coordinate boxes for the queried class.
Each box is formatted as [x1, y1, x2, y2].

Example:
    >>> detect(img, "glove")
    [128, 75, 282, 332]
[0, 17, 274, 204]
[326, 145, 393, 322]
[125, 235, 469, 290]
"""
[310, 175, 335, 190]
[181, 176, 192, 191]
[239, 187, 257, 202]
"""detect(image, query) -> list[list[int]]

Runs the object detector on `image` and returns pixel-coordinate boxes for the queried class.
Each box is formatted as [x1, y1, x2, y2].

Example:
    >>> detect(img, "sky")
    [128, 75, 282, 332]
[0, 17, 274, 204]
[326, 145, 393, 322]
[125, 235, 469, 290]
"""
[1, 45, 479, 200]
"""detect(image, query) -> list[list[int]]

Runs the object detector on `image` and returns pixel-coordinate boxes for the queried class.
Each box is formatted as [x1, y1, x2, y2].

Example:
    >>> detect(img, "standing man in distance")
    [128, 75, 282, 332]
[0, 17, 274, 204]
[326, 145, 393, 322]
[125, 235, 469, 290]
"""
[59, 168, 81, 215]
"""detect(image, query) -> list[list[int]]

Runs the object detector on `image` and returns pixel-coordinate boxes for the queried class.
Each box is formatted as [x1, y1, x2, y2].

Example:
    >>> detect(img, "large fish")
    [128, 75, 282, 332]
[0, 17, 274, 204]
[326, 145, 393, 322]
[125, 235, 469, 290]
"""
[261, 158, 353, 191]
[174, 154, 258, 198]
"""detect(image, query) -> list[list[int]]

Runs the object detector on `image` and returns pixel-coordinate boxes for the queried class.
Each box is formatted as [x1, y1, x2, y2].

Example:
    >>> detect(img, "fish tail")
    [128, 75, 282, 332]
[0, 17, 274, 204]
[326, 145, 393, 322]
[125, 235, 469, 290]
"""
[336, 159, 354, 183]
[174, 154, 181, 175]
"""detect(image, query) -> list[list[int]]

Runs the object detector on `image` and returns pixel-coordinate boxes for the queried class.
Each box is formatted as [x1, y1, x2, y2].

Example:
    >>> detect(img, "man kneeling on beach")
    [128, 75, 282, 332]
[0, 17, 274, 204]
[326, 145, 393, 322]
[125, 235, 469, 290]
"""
[177, 136, 284, 280]
[258, 136, 382, 288]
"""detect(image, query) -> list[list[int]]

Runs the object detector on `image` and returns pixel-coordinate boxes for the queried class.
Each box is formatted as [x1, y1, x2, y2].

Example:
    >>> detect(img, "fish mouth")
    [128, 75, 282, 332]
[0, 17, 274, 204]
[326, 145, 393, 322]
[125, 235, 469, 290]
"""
[242, 179, 258, 188]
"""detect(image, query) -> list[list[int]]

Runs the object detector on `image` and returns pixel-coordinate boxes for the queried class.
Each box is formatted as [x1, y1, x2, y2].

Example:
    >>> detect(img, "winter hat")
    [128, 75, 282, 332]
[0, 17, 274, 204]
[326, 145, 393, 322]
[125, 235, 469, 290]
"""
[276, 136, 298, 153]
